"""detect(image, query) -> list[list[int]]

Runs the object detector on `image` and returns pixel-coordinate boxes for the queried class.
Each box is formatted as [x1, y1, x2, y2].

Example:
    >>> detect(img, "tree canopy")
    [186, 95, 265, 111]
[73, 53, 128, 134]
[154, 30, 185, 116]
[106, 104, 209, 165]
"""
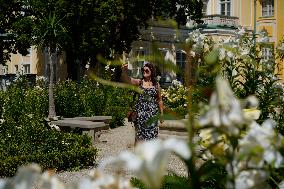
[0, 0, 203, 79]
[0, 0, 33, 65]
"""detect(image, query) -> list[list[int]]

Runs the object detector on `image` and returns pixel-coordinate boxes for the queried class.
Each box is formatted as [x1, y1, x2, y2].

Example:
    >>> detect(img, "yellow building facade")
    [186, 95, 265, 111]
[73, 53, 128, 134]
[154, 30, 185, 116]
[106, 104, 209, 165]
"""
[201, 0, 284, 81]
[0, 47, 67, 82]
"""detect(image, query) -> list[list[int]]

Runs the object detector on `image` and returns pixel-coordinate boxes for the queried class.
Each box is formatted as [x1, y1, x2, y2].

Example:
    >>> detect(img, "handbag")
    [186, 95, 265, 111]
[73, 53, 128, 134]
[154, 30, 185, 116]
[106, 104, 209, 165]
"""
[127, 92, 138, 123]
[127, 111, 137, 123]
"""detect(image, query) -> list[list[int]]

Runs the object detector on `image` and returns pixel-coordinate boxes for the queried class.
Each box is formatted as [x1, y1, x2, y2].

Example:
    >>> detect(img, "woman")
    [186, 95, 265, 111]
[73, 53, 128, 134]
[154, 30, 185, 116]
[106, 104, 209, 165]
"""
[122, 62, 164, 143]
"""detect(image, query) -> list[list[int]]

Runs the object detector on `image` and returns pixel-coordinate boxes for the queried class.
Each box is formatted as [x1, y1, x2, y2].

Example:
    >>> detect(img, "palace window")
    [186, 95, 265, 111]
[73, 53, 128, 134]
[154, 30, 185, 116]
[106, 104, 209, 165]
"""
[23, 64, 30, 74]
[176, 50, 186, 82]
[262, 0, 274, 17]
[220, 0, 231, 16]
[202, 0, 208, 15]
[1, 66, 7, 75]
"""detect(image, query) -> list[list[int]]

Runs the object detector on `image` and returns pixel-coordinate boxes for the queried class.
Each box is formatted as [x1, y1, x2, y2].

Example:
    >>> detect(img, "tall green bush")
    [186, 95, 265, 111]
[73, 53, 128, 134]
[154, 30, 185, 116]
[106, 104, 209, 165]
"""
[0, 78, 96, 176]
[54, 78, 132, 127]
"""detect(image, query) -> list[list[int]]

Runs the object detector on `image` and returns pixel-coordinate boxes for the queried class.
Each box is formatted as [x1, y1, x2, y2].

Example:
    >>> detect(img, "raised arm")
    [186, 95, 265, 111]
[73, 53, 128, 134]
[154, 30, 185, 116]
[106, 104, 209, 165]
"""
[121, 64, 141, 85]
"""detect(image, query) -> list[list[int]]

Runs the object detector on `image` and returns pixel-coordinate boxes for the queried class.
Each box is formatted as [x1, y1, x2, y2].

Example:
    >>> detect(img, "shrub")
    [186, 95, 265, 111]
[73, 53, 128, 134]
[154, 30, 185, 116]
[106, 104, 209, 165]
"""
[54, 78, 132, 127]
[217, 32, 284, 133]
[103, 86, 133, 127]
[161, 80, 188, 118]
[54, 80, 82, 118]
[0, 79, 96, 177]
[0, 116, 96, 177]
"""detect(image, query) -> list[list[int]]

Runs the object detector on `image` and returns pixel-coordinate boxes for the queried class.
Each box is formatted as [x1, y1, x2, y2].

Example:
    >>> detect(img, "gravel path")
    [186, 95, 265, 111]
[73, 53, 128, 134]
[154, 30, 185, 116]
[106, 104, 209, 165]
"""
[56, 121, 188, 185]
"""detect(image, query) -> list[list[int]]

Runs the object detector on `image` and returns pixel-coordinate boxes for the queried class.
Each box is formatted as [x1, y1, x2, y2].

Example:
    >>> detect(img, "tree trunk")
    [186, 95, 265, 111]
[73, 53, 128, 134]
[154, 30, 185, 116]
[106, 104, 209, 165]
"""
[48, 47, 56, 118]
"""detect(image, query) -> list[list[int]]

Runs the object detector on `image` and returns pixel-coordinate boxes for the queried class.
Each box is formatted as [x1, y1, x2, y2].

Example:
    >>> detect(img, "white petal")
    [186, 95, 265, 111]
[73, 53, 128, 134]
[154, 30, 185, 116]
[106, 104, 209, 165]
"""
[279, 181, 284, 189]
[135, 139, 163, 162]
[275, 152, 283, 168]
[99, 152, 142, 172]
[120, 151, 143, 171]
[163, 138, 191, 159]
[263, 150, 275, 163]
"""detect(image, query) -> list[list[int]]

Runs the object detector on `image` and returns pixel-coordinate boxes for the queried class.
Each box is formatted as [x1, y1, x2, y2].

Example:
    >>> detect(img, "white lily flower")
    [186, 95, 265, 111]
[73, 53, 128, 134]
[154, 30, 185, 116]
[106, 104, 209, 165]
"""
[0, 164, 42, 189]
[85, 63, 90, 69]
[186, 29, 205, 51]
[39, 171, 65, 189]
[227, 51, 234, 58]
[226, 161, 270, 189]
[192, 43, 203, 54]
[163, 138, 191, 159]
[157, 75, 161, 81]
[243, 109, 261, 121]
[224, 36, 233, 44]
[237, 27, 246, 36]
[258, 30, 269, 43]
[172, 79, 182, 86]
[232, 68, 238, 76]
[204, 43, 210, 52]
[239, 120, 283, 168]
[258, 36, 269, 43]
[77, 170, 134, 189]
[105, 65, 110, 71]
[165, 50, 175, 63]
[99, 138, 190, 189]
[199, 76, 244, 135]
[233, 170, 269, 189]
[240, 48, 250, 56]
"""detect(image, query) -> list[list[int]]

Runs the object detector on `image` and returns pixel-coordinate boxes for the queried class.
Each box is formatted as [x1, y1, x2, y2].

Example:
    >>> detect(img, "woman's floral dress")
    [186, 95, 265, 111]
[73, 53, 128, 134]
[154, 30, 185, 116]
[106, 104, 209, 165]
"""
[135, 85, 159, 141]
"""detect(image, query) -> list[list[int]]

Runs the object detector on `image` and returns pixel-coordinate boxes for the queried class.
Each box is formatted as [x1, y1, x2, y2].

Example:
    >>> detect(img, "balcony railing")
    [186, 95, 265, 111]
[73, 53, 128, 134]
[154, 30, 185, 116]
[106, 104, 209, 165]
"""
[202, 14, 239, 28]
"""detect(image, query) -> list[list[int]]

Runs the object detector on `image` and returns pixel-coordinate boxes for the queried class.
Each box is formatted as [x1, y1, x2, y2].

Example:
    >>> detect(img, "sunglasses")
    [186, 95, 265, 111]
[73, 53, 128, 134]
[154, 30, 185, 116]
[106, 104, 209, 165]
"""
[143, 68, 150, 73]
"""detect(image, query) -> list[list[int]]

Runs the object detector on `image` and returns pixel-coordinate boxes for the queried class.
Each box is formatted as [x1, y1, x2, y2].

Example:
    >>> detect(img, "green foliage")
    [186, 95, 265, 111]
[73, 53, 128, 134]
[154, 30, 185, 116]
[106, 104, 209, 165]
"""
[54, 77, 133, 127]
[22, 0, 203, 80]
[0, 79, 96, 176]
[0, 75, 134, 176]
[198, 160, 227, 189]
[268, 167, 284, 189]
[152, 0, 203, 26]
[130, 162, 227, 189]
[131, 175, 190, 189]
[0, 75, 131, 177]
[1, 76, 48, 122]
[131, 172, 226, 189]
[103, 85, 133, 127]
[219, 34, 284, 132]
[0, 0, 32, 65]
[161, 81, 188, 117]
[54, 80, 83, 118]
[130, 177, 147, 189]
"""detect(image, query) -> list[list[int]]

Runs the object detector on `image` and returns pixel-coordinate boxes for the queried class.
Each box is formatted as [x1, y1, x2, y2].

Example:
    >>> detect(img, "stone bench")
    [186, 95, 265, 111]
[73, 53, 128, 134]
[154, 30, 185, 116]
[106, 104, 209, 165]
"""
[50, 119, 109, 144]
[63, 116, 112, 124]
[158, 119, 187, 132]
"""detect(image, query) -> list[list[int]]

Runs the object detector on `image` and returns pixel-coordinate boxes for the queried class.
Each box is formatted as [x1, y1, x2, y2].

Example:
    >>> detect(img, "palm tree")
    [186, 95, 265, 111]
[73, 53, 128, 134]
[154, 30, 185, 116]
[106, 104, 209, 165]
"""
[32, 13, 68, 118]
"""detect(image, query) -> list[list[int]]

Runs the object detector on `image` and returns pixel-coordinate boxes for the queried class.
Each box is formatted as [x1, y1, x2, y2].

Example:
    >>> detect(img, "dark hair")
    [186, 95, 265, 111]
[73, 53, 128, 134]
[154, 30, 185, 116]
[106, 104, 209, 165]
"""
[143, 62, 157, 85]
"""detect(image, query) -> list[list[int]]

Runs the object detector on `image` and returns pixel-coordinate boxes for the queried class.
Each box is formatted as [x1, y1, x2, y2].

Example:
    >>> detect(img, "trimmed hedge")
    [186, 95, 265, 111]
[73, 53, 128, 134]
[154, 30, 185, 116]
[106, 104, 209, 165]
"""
[0, 76, 133, 176]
